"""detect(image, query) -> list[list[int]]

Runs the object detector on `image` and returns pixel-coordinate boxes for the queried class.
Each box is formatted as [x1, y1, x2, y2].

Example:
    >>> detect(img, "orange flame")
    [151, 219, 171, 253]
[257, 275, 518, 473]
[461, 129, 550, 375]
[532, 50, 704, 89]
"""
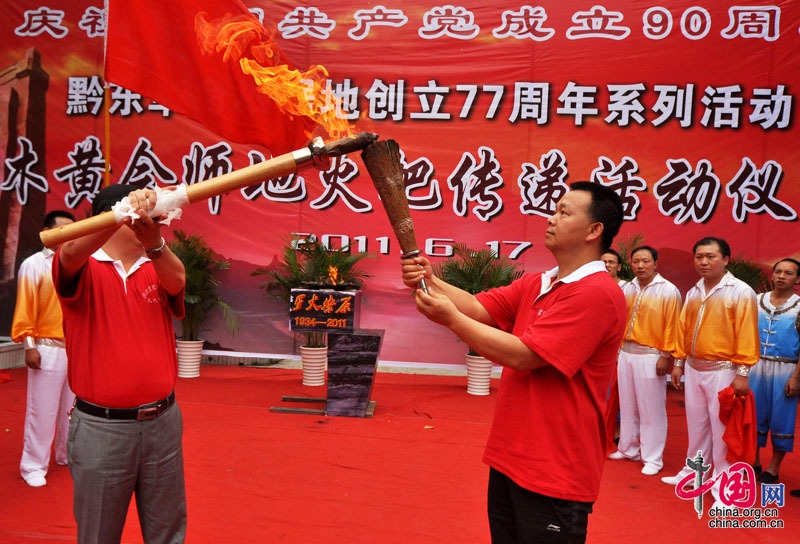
[328, 266, 338, 285]
[195, 13, 352, 140]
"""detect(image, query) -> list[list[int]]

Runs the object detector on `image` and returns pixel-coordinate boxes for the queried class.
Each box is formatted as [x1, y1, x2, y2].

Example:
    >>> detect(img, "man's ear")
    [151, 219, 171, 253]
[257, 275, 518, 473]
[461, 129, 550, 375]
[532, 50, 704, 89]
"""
[586, 222, 603, 243]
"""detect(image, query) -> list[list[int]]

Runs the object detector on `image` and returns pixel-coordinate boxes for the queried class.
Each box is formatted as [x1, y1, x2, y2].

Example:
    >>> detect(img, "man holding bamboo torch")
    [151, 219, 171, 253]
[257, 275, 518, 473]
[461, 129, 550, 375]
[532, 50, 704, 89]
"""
[402, 182, 626, 543]
[53, 184, 187, 543]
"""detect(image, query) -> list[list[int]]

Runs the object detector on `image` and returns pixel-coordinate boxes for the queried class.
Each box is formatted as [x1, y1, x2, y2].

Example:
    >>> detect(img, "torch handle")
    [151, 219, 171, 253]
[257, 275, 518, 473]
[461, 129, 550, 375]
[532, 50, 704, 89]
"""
[184, 152, 297, 203]
[39, 212, 119, 249]
[39, 134, 380, 248]
[39, 152, 299, 249]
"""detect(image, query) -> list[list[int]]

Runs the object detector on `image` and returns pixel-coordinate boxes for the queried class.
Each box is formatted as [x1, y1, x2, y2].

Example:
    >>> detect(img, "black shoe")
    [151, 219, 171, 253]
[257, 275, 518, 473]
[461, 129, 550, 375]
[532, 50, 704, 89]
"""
[757, 471, 779, 484]
[790, 489, 800, 498]
[752, 464, 762, 475]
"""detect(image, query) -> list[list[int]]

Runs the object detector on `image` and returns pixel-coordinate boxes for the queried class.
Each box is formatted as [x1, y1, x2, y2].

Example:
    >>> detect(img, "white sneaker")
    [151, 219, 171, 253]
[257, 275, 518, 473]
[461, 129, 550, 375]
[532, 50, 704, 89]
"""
[24, 475, 46, 487]
[641, 465, 661, 476]
[661, 475, 681, 486]
[608, 451, 640, 461]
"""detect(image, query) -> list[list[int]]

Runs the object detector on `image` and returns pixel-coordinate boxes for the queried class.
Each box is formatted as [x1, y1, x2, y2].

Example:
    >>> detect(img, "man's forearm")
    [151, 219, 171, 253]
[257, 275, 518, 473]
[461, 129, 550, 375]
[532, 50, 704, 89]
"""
[58, 227, 120, 284]
[448, 312, 547, 372]
[151, 247, 185, 295]
[429, 276, 495, 326]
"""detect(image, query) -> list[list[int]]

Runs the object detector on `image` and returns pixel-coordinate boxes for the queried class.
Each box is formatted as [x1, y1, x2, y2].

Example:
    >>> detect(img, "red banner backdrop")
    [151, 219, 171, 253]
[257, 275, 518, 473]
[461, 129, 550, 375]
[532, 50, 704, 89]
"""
[2, 1, 799, 365]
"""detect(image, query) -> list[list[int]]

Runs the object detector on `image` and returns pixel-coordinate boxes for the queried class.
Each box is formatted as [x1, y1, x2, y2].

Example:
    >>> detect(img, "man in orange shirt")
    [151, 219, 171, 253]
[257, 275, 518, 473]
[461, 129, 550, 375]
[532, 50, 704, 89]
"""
[11, 210, 76, 487]
[662, 237, 759, 509]
[608, 246, 681, 475]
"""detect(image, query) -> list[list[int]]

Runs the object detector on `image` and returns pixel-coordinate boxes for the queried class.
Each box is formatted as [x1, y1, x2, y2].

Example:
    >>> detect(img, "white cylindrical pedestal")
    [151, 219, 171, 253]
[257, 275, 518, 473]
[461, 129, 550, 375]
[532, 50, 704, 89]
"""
[300, 346, 327, 386]
[466, 354, 492, 396]
[176, 340, 204, 378]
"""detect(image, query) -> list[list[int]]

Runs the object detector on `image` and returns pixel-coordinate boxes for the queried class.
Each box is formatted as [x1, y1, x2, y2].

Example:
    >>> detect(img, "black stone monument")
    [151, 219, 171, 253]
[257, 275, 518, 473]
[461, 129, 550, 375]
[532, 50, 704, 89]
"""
[271, 287, 383, 418]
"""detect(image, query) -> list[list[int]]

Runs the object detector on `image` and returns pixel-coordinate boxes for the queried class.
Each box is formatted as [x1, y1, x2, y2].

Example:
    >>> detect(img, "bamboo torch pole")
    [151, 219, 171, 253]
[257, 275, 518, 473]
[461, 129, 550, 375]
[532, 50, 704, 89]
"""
[40, 132, 378, 248]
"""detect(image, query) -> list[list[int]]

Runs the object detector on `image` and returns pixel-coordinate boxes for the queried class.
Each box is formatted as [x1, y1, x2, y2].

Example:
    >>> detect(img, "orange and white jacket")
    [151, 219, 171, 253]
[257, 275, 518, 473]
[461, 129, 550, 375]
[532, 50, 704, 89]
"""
[622, 273, 682, 354]
[11, 248, 65, 343]
[674, 272, 759, 366]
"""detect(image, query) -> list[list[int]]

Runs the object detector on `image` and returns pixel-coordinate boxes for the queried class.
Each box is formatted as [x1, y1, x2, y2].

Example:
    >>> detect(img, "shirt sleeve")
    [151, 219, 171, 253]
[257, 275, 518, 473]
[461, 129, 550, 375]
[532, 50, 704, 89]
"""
[733, 288, 760, 367]
[662, 286, 683, 356]
[52, 246, 89, 304]
[672, 296, 689, 360]
[11, 257, 39, 343]
[475, 276, 527, 333]
[522, 283, 621, 378]
[162, 285, 185, 319]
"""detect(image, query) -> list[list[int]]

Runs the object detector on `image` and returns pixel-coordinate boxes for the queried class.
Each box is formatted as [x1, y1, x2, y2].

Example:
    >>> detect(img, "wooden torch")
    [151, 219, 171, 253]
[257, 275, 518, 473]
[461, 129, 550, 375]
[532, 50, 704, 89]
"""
[361, 139, 428, 294]
[39, 132, 378, 248]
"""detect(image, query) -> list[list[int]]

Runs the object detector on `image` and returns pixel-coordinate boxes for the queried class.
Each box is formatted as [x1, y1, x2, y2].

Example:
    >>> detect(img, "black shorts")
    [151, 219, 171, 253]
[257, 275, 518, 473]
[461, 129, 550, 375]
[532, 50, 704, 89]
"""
[487, 468, 594, 544]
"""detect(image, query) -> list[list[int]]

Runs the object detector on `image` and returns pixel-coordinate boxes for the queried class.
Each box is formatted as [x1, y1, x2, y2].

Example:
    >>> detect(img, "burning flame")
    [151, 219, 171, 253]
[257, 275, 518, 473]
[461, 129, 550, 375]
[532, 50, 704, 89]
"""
[328, 266, 338, 285]
[195, 13, 352, 140]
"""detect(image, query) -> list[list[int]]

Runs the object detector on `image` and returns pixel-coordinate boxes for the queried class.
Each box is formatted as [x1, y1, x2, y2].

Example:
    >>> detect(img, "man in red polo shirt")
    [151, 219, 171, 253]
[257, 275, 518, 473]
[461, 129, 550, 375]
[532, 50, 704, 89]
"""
[53, 184, 186, 543]
[402, 182, 626, 543]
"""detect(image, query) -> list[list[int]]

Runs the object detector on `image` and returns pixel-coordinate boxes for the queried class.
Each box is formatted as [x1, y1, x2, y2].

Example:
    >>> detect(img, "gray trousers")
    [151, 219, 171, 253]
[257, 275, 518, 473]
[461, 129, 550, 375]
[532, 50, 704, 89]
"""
[68, 402, 187, 544]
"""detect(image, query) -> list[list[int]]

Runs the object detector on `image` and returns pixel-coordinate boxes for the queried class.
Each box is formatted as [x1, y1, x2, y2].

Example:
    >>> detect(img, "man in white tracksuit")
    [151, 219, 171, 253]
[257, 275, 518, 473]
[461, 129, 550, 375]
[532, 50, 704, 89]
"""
[608, 245, 681, 475]
[11, 210, 76, 487]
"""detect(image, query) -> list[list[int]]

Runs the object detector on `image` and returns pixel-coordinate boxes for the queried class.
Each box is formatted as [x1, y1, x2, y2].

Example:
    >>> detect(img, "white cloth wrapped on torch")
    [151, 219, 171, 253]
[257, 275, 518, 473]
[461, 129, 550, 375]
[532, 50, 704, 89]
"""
[111, 184, 189, 226]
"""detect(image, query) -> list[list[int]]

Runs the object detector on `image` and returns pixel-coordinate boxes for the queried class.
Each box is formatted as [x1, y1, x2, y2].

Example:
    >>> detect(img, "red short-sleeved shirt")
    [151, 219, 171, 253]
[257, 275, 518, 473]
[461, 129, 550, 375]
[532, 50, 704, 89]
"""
[476, 263, 626, 502]
[53, 248, 184, 408]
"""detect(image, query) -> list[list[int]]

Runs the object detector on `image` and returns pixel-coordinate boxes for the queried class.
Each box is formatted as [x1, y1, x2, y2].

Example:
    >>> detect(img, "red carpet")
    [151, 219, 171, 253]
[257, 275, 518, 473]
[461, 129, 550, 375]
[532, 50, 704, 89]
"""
[0, 366, 796, 543]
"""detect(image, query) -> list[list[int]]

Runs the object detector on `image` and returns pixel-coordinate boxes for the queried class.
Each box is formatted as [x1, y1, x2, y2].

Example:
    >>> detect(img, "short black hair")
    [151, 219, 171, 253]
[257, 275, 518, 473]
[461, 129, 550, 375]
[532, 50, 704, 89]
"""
[631, 245, 658, 261]
[43, 210, 76, 228]
[773, 258, 800, 274]
[692, 237, 731, 258]
[91, 184, 137, 216]
[570, 181, 623, 250]
[601, 249, 621, 263]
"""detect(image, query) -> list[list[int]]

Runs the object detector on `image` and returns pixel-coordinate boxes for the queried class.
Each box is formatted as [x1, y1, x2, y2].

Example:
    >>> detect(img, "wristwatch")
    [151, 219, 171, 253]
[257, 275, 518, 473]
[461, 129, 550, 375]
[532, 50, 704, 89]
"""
[145, 237, 166, 260]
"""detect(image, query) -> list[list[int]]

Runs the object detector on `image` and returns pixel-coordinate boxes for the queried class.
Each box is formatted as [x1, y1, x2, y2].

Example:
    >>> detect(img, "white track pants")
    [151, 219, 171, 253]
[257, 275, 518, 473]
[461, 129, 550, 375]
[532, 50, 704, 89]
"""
[19, 344, 74, 482]
[670, 365, 736, 503]
[616, 350, 668, 470]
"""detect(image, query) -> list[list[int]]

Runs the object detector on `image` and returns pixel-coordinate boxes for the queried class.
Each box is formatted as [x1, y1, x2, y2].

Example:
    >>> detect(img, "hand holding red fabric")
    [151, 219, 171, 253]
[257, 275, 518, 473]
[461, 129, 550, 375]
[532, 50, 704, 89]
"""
[718, 386, 757, 464]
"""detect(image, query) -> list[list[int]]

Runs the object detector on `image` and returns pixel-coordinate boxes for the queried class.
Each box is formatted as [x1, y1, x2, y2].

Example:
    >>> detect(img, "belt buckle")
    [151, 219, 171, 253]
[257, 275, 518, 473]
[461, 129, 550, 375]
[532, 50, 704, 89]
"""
[137, 406, 158, 421]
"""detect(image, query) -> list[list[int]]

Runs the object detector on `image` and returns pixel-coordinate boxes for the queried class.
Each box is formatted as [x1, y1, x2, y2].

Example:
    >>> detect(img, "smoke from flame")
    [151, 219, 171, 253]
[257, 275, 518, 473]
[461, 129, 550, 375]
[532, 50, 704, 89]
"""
[195, 13, 352, 141]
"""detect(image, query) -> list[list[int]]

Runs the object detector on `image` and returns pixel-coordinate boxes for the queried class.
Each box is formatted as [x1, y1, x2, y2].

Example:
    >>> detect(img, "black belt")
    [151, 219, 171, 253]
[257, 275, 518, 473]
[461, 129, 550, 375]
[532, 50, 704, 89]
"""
[74, 392, 175, 421]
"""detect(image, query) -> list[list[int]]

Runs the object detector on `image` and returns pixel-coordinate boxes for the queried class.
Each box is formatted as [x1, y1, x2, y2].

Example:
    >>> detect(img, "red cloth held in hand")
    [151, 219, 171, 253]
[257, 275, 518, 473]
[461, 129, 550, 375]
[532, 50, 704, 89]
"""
[718, 386, 757, 464]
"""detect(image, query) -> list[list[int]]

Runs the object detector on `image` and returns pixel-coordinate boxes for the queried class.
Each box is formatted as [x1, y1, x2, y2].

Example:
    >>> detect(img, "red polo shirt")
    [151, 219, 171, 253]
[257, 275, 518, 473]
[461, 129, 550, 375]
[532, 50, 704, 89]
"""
[53, 248, 184, 408]
[476, 262, 626, 502]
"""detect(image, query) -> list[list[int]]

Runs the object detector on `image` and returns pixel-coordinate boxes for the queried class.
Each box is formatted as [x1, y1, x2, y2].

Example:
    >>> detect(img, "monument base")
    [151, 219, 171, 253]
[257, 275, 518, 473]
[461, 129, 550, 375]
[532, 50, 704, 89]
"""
[269, 396, 376, 418]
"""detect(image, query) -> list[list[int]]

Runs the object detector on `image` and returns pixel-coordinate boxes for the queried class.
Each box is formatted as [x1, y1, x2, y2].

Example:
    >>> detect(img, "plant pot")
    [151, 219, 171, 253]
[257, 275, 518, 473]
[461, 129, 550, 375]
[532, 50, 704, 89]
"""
[300, 345, 327, 386]
[466, 354, 493, 396]
[176, 340, 204, 378]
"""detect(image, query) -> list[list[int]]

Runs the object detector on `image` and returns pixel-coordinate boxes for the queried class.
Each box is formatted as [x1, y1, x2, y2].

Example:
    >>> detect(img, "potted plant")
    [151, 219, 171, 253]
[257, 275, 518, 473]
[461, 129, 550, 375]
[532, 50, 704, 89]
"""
[168, 230, 239, 377]
[433, 242, 523, 395]
[727, 256, 771, 293]
[613, 232, 644, 282]
[253, 235, 373, 385]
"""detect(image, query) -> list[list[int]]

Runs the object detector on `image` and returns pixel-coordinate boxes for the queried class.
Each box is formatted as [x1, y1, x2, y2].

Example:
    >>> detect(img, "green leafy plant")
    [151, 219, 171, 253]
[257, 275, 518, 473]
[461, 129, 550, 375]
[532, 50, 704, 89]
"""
[168, 230, 239, 341]
[613, 232, 645, 281]
[253, 235, 373, 348]
[433, 242, 523, 355]
[727, 256, 771, 293]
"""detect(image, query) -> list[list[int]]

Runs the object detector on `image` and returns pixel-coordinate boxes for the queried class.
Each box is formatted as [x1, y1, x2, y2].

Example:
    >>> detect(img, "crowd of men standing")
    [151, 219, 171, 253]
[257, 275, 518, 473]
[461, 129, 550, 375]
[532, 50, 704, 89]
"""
[602, 242, 800, 508]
